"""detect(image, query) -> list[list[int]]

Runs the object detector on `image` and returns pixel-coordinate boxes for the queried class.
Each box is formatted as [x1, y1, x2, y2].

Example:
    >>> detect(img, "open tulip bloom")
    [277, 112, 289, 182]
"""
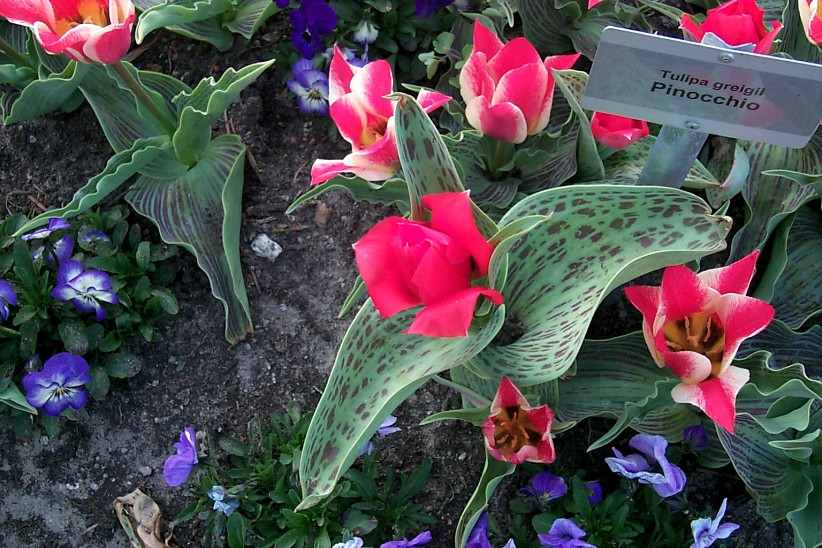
[591, 113, 650, 149]
[310, 46, 450, 185]
[0, 0, 136, 64]
[460, 20, 579, 145]
[482, 377, 556, 465]
[680, 0, 782, 54]
[353, 191, 503, 337]
[624, 251, 774, 432]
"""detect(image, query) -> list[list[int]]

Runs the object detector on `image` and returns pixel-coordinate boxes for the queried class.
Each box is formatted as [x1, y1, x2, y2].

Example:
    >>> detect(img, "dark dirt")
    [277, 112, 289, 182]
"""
[0, 14, 791, 548]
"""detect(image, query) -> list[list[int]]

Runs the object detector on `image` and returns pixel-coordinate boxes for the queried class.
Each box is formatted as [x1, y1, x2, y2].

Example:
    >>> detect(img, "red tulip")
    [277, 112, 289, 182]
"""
[482, 377, 556, 464]
[590, 113, 649, 149]
[311, 46, 451, 185]
[680, 0, 782, 54]
[798, 0, 822, 45]
[459, 20, 579, 144]
[353, 191, 503, 338]
[0, 0, 135, 64]
[624, 251, 774, 433]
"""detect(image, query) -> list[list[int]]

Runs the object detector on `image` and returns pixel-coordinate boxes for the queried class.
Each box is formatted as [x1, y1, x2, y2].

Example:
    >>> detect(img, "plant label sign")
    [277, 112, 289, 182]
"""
[581, 27, 822, 148]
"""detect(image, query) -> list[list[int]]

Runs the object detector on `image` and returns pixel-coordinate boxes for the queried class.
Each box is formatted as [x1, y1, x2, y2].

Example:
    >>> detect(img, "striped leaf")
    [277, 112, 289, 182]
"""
[135, 0, 233, 45]
[134, 0, 233, 50]
[468, 185, 731, 385]
[223, 0, 278, 39]
[126, 134, 252, 343]
[552, 70, 604, 182]
[3, 61, 88, 124]
[455, 452, 515, 548]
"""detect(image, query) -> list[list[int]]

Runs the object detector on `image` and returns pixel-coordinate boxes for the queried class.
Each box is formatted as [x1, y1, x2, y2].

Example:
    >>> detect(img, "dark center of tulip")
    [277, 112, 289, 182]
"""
[54, 0, 109, 36]
[663, 312, 725, 376]
[492, 405, 542, 456]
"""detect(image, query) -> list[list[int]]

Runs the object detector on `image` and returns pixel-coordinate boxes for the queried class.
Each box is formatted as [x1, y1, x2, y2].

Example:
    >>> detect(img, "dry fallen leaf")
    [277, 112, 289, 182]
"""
[114, 488, 174, 548]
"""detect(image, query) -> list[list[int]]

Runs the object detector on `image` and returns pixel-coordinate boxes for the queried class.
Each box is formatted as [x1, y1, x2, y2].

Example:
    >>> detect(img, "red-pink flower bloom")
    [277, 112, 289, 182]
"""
[459, 20, 579, 144]
[624, 251, 775, 433]
[680, 0, 782, 54]
[0, 0, 135, 64]
[798, 0, 822, 45]
[310, 46, 451, 185]
[353, 191, 503, 338]
[482, 377, 556, 464]
[590, 113, 649, 149]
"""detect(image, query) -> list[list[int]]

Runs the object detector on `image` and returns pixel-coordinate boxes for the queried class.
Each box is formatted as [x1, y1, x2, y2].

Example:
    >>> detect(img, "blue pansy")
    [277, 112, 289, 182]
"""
[51, 260, 118, 321]
[22, 353, 91, 416]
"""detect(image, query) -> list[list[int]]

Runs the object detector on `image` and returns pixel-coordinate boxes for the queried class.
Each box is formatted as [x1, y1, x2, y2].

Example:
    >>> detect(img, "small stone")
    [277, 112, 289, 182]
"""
[28, 134, 37, 144]
[314, 202, 332, 226]
[457, 452, 467, 461]
[138, 465, 152, 477]
[251, 234, 282, 263]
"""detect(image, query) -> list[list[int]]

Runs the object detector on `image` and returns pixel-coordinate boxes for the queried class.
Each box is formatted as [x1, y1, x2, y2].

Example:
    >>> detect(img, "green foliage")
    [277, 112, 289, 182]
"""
[182, 406, 433, 547]
[0, 206, 179, 437]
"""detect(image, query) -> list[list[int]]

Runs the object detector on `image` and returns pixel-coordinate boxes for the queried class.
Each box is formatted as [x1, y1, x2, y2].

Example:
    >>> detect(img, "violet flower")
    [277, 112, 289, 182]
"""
[466, 513, 492, 548]
[208, 485, 240, 516]
[380, 531, 432, 548]
[353, 20, 379, 45]
[21, 217, 70, 241]
[538, 518, 594, 548]
[0, 280, 17, 321]
[163, 426, 198, 487]
[51, 260, 118, 321]
[22, 353, 90, 416]
[32, 235, 74, 265]
[502, 541, 516, 548]
[684, 425, 708, 452]
[585, 480, 603, 506]
[290, 0, 337, 58]
[519, 471, 567, 503]
[288, 59, 330, 115]
[605, 433, 686, 498]
[361, 415, 401, 456]
[690, 498, 740, 548]
[276, 0, 288, 6]
[332, 539, 364, 548]
[78, 228, 112, 251]
[415, 0, 455, 17]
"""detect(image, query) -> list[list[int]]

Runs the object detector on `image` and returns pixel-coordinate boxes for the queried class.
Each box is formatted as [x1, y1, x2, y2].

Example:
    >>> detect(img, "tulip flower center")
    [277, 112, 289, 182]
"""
[492, 405, 542, 457]
[53, 0, 109, 36]
[663, 312, 725, 376]
[361, 119, 387, 147]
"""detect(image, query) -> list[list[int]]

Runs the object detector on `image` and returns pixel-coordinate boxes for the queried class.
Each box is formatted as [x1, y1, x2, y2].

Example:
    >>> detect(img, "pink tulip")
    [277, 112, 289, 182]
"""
[310, 46, 451, 185]
[0, 0, 135, 64]
[624, 251, 774, 433]
[680, 0, 782, 54]
[591, 113, 649, 149]
[459, 20, 579, 144]
[482, 377, 556, 465]
[798, 0, 822, 45]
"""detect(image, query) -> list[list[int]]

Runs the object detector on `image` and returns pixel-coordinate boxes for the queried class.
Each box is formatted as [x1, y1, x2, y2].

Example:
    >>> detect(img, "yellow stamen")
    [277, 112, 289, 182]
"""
[663, 311, 725, 376]
[492, 406, 542, 457]
[53, 0, 109, 37]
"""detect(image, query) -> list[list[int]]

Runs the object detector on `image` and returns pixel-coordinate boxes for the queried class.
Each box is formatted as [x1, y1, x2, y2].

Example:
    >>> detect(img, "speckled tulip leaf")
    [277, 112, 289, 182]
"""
[297, 303, 506, 510]
[286, 176, 409, 215]
[728, 128, 822, 262]
[135, 0, 233, 45]
[134, 0, 233, 51]
[604, 136, 721, 190]
[516, 129, 579, 194]
[469, 184, 731, 385]
[126, 134, 253, 343]
[779, 0, 822, 64]
[552, 70, 604, 182]
[455, 451, 515, 548]
[444, 131, 522, 210]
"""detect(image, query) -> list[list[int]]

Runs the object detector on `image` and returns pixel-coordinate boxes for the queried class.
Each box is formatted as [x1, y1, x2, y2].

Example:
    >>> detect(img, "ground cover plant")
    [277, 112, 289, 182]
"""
[0, 0, 821, 546]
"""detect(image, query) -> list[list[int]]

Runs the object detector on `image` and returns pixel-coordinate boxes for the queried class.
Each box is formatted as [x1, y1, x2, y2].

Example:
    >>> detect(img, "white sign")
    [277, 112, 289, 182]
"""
[581, 27, 822, 148]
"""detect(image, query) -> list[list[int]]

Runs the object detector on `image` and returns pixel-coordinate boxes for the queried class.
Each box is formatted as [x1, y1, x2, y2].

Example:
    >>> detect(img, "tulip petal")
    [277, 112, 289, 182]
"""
[421, 191, 494, 277]
[0, 0, 54, 26]
[459, 51, 495, 105]
[492, 376, 528, 411]
[417, 89, 451, 114]
[330, 94, 368, 148]
[472, 19, 504, 59]
[34, 21, 97, 62]
[697, 250, 759, 295]
[658, 264, 710, 325]
[465, 96, 528, 144]
[660, 349, 713, 384]
[680, 14, 705, 41]
[492, 62, 548, 134]
[405, 286, 503, 337]
[487, 37, 542, 82]
[350, 59, 394, 119]
[530, 53, 581, 134]
[81, 15, 134, 64]
[410, 241, 473, 305]
[753, 21, 782, 54]
[671, 365, 749, 432]
[712, 293, 774, 370]
[702, 14, 761, 46]
[329, 45, 355, 103]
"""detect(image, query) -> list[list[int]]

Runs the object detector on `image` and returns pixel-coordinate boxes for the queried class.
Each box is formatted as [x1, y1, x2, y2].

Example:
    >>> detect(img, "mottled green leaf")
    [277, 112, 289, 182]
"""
[286, 176, 409, 215]
[779, 0, 822, 64]
[469, 185, 731, 384]
[126, 134, 252, 343]
[705, 143, 750, 208]
[552, 70, 604, 182]
[455, 451, 515, 548]
[445, 131, 521, 210]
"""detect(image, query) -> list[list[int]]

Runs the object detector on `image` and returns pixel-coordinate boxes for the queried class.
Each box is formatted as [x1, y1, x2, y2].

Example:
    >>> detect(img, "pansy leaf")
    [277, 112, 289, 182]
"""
[455, 450, 516, 548]
[468, 185, 731, 385]
[0, 381, 36, 414]
[135, 0, 233, 45]
[286, 176, 409, 215]
[134, 0, 233, 50]
[297, 304, 505, 510]
[126, 134, 252, 343]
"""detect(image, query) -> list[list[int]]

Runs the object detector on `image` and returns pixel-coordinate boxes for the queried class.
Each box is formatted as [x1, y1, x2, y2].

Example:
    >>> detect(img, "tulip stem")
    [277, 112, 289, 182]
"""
[0, 35, 33, 69]
[111, 61, 177, 136]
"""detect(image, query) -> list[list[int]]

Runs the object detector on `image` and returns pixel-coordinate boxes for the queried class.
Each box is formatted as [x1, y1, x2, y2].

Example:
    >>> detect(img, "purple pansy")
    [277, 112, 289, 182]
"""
[585, 480, 603, 505]
[51, 260, 118, 321]
[361, 415, 401, 456]
[466, 513, 492, 548]
[519, 471, 567, 503]
[538, 518, 594, 548]
[21, 217, 70, 241]
[163, 426, 198, 487]
[684, 425, 708, 452]
[605, 433, 686, 498]
[502, 541, 516, 548]
[288, 59, 330, 115]
[290, 0, 337, 58]
[0, 280, 17, 321]
[415, 0, 455, 17]
[380, 531, 432, 548]
[78, 228, 112, 250]
[33, 235, 74, 265]
[690, 498, 740, 548]
[275, 0, 288, 6]
[208, 485, 240, 516]
[22, 353, 91, 416]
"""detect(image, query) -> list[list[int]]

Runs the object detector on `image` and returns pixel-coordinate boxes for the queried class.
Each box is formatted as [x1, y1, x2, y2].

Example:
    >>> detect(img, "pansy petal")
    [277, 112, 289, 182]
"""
[163, 454, 196, 486]
[57, 260, 85, 284]
[712, 293, 774, 370]
[465, 96, 528, 144]
[713, 522, 740, 539]
[671, 366, 749, 432]
[405, 286, 503, 337]
[697, 250, 759, 295]
[472, 19, 504, 59]
[350, 59, 394, 119]
[51, 284, 78, 301]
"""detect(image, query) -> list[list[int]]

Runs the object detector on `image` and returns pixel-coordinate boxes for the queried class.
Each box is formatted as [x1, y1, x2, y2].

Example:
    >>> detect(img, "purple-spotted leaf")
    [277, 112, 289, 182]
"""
[297, 304, 505, 510]
[469, 184, 731, 385]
